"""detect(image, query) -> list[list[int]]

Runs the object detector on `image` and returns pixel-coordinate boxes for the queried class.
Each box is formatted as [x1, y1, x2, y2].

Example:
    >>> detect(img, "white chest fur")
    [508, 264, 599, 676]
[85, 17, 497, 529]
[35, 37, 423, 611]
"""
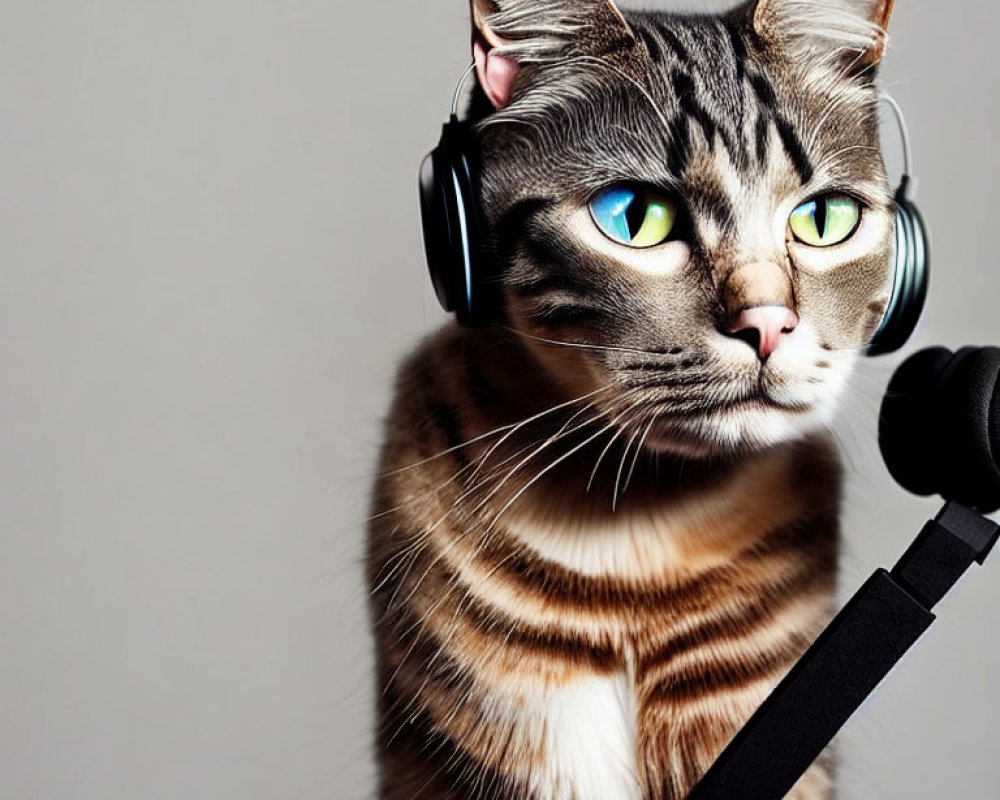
[503, 447, 798, 584]
[527, 670, 641, 800]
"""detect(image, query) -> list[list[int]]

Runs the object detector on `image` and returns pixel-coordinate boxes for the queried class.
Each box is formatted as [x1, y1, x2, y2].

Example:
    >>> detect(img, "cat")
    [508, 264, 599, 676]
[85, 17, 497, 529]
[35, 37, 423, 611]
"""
[368, 0, 897, 797]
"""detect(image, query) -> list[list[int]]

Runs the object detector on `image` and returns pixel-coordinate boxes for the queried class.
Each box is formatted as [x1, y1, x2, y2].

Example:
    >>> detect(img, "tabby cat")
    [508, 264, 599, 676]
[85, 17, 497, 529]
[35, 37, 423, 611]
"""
[369, 0, 897, 797]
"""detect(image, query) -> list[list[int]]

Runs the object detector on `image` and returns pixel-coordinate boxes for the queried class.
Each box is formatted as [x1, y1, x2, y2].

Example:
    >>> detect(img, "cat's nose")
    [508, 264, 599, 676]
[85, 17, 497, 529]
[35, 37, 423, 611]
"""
[726, 305, 799, 361]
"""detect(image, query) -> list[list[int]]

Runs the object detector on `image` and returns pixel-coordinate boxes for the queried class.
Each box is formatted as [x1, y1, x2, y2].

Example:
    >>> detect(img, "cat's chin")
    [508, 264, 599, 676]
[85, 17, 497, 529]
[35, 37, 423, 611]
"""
[642, 400, 831, 459]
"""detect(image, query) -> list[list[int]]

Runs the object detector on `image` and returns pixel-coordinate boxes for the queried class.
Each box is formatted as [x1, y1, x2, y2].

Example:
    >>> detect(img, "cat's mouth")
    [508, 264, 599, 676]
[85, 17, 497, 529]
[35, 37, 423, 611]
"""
[713, 392, 814, 415]
[614, 377, 817, 418]
[633, 388, 821, 456]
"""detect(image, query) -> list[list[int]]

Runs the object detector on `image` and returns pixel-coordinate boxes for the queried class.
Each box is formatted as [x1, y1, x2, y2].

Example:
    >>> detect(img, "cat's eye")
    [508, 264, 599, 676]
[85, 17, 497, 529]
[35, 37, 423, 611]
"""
[590, 186, 678, 248]
[788, 195, 861, 247]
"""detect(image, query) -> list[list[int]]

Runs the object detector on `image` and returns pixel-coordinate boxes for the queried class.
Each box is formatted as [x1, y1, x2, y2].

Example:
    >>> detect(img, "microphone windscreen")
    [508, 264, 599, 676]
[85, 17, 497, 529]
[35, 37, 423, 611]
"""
[879, 346, 1000, 514]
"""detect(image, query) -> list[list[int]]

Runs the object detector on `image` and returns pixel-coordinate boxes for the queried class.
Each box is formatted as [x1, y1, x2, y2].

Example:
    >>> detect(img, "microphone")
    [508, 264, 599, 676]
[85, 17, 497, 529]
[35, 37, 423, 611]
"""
[880, 346, 1000, 514]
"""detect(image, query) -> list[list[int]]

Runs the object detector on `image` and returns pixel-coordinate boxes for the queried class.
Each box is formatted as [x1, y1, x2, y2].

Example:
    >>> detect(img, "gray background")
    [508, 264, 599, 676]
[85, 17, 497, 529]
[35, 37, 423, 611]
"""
[0, 0, 997, 798]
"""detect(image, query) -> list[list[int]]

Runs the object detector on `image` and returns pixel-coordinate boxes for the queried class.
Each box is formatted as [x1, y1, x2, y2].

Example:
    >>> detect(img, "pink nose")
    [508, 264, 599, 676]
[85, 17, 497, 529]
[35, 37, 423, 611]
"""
[727, 306, 799, 360]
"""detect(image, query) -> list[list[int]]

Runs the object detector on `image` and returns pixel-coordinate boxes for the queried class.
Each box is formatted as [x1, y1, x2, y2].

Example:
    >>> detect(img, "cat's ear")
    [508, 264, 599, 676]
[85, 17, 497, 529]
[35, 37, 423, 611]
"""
[470, 0, 519, 109]
[752, 0, 895, 67]
[470, 0, 635, 109]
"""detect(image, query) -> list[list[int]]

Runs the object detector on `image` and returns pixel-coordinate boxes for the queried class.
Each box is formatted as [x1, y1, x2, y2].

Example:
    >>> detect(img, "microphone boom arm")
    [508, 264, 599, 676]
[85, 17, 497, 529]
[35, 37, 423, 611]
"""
[687, 501, 1000, 800]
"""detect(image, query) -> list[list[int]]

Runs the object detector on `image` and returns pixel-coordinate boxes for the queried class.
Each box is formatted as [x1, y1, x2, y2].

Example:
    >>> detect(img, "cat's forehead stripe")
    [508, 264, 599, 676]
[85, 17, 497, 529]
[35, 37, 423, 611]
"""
[627, 14, 816, 190]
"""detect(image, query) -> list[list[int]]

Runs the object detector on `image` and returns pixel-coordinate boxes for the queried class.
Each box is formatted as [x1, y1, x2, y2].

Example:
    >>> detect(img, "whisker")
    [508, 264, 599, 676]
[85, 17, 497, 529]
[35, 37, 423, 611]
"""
[373, 387, 617, 593]
[467, 385, 612, 484]
[385, 405, 614, 615]
[498, 323, 678, 359]
[466, 403, 615, 522]
[587, 419, 631, 493]
[623, 415, 657, 499]
[612, 419, 645, 513]
[484, 408, 633, 535]
[382, 384, 611, 476]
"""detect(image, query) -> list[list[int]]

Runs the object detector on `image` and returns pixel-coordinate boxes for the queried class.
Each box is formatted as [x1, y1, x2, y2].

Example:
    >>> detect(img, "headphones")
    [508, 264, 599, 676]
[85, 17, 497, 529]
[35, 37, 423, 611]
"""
[419, 71, 930, 354]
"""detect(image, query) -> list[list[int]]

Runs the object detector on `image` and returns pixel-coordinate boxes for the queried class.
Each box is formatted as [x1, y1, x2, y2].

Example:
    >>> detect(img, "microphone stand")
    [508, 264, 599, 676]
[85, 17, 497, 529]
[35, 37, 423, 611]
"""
[687, 501, 999, 800]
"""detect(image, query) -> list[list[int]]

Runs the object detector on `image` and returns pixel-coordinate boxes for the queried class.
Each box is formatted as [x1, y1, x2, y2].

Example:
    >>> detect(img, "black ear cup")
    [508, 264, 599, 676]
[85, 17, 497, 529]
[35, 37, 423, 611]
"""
[867, 177, 930, 356]
[418, 117, 490, 327]
[879, 346, 1000, 513]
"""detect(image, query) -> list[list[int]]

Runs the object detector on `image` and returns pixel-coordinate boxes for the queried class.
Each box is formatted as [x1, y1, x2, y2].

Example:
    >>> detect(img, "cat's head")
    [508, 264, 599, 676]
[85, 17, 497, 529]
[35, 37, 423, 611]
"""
[468, 0, 897, 457]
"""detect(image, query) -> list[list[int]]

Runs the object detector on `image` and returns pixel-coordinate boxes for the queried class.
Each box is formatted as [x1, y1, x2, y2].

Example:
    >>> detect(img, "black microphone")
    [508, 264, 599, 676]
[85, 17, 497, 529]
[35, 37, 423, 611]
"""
[879, 346, 1000, 513]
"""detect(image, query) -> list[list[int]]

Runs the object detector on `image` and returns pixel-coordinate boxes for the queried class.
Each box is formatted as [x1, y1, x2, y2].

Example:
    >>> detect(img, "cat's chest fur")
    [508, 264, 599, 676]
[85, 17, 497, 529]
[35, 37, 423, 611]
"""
[472, 446, 836, 798]
[501, 444, 804, 586]
[522, 668, 641, 800]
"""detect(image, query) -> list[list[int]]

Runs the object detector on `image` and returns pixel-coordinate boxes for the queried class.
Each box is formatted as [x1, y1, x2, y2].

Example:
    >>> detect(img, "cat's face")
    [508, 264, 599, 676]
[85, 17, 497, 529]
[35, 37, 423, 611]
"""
[471, 0, 896, 457]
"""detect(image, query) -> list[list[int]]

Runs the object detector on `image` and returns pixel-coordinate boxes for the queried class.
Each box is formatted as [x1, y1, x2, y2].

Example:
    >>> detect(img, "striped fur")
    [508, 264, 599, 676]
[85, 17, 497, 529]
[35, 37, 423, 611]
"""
[371, 1, 897, 797]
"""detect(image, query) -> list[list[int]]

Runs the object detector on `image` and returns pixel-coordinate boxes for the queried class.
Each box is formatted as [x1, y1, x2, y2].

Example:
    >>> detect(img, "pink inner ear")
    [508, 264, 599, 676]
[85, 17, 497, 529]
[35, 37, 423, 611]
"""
[473, 39, 520, 109]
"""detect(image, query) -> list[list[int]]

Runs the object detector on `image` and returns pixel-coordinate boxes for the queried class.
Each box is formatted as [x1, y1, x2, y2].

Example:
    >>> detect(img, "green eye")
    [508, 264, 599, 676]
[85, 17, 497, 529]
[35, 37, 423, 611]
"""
[590, 186, 678, 248]
[789, 195, 861, 247]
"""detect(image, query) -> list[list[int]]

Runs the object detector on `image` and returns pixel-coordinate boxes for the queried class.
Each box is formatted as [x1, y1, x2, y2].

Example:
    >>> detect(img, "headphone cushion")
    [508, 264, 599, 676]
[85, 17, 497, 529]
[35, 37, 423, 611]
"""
[867, 188, 930, 356]
[420, 147, 458, 313]
[881, 346, 1000, 513]
[418, 120, 487, 326]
